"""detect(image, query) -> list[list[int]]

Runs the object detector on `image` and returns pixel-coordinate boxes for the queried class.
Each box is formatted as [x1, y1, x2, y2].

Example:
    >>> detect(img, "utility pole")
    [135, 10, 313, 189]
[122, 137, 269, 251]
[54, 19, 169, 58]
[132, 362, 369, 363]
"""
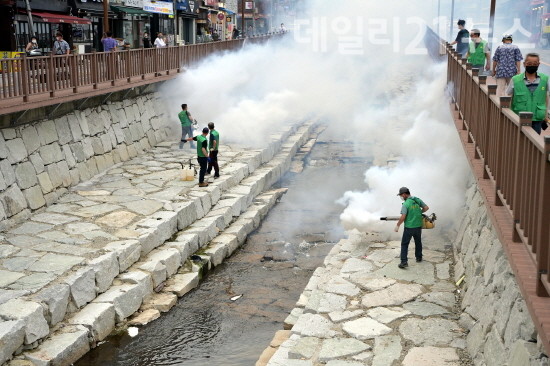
[241, 0, 245, 34]
[103, 0, 109, 33]
[488, 0, 496, 44]
[449, 0, 455, 41]
[24, 0, 35, 38]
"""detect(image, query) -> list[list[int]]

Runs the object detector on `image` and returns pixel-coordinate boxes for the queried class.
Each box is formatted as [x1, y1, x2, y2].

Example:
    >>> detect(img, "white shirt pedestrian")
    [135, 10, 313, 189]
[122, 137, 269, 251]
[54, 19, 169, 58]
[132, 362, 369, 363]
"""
[154, 35, 166, 48]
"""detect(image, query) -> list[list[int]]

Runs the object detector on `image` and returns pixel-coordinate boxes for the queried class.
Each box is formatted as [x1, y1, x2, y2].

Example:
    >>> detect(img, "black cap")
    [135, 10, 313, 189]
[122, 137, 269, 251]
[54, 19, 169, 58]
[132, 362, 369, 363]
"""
[397, 187, 410, 196]
[202, 127, 209, 134]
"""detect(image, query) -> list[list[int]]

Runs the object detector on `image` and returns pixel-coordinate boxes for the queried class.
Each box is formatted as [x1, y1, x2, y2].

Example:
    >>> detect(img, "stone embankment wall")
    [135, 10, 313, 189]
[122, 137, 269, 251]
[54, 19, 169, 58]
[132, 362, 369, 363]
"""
[0, 93, 171, 231]
[453, 177, 549, 366]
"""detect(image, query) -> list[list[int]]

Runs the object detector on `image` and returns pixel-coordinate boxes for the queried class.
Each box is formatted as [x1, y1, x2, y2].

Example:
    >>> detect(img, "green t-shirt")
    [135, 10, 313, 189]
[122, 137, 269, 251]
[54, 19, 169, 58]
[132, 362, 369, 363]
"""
[195, 135, 207, 157]
[178, 110, 192, 127]
[209, 129, 219, 151]
[401, 197, 426, 228]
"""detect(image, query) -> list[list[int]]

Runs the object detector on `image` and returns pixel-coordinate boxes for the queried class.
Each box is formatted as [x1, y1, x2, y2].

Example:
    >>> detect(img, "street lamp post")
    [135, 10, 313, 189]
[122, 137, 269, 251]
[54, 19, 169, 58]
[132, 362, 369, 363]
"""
[489, 0, 496, 43]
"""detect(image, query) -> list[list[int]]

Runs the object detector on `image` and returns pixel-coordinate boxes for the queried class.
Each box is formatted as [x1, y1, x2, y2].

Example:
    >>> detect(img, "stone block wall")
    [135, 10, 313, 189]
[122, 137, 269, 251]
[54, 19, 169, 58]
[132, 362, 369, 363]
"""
[453, 177, 549, 366]
[0, 93, 171, 231]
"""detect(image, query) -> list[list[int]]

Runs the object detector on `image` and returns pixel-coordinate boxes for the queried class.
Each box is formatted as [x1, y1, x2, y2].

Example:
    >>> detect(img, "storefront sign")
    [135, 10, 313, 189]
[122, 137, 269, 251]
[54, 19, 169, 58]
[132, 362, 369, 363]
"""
[245, 1, 253, 10]
[226, 16, 231, 22]
[217, 12, 224, 20]
[143, 0, 174, 15]
[204, 0, 217, 7]
[123, 0, 142, 7]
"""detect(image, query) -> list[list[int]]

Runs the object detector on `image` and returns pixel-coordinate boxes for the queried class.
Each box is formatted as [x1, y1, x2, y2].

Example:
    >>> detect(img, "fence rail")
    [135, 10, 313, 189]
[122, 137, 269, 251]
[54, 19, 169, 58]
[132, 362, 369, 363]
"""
[0, 33, 284, 115]
[425, 26, 550, 353]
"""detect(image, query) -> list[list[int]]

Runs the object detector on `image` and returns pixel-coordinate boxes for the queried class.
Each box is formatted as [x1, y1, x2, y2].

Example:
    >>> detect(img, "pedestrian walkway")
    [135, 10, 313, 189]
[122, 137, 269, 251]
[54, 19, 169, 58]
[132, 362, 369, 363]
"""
[262, 230, 471, 366]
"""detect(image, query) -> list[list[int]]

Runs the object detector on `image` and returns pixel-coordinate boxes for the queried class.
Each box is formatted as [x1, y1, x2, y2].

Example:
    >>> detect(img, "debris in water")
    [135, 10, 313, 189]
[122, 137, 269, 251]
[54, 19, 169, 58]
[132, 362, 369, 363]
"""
[128, 327, 139, 337]
[230, 294, 243, 301]
[456, 275, 465, 286]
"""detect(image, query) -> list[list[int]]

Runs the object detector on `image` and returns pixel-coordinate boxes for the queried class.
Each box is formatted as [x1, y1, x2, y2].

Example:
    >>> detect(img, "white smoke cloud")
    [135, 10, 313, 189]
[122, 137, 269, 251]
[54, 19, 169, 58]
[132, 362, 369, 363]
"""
[160, 0, 470, 235]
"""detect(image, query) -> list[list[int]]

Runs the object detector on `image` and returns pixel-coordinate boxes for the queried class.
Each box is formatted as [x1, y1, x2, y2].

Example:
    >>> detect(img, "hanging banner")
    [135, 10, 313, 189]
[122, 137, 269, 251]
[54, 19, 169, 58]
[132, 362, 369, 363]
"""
[143, 0, 174, 15]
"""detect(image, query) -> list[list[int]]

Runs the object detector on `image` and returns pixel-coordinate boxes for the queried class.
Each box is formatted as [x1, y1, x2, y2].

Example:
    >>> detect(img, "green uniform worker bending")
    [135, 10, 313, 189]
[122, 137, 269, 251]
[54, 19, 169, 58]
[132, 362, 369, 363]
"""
[178, 104, 195, 149]
[506, 52, 550, 135]
[394, 187, 429, 269]
[186, 127, 211, 187]
[207, 122, 220, 178]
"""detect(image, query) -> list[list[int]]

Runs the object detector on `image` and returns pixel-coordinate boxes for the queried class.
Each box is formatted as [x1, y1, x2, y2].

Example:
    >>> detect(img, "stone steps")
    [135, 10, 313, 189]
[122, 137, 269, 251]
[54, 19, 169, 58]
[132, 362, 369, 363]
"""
[2, 121, 316, 366]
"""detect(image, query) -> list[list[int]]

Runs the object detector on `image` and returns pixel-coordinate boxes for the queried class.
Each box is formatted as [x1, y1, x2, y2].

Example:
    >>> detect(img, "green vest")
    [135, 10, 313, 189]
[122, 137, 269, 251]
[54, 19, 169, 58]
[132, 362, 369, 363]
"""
[209, 130, 219, 151]
[403, 197, 423, 229]
[511, 73, 548, 122]
[468, 40, 487, 65]
[178, 110, 192, 126]
[196, 135, 207, 157]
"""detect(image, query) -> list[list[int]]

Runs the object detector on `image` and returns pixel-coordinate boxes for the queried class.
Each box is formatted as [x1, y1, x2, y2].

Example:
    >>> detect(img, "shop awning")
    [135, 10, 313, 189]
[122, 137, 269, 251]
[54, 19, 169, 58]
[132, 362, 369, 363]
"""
[219, 7, 235, 15]
[110, 5, 151, 16]
[31, 11, 91, 25]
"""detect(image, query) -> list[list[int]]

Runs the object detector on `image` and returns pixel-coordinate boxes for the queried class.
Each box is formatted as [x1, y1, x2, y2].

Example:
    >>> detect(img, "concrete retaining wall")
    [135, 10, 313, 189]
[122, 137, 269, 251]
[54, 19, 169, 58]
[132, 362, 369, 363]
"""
[0, 93, 171, 231]
[453, 177, 549, 366]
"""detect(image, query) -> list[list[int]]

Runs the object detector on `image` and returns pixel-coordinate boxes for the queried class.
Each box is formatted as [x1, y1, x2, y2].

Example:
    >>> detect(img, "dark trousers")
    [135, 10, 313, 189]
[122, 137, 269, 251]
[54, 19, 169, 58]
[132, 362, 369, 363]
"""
[400, 227, 423, 263]
[197, 157, 208, 183]
[207, 150, 219, 176]
[532, 121, 542, 135]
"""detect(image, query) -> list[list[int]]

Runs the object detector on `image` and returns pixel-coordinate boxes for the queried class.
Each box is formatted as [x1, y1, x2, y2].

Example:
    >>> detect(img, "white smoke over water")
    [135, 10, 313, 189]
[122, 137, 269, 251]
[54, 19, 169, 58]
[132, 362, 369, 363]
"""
[160, 0, 470, 234]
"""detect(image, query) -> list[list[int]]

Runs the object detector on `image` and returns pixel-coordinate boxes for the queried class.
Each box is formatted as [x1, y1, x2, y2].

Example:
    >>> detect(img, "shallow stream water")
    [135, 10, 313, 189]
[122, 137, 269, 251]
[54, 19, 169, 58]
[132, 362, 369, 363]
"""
[77, 125, 373, 366]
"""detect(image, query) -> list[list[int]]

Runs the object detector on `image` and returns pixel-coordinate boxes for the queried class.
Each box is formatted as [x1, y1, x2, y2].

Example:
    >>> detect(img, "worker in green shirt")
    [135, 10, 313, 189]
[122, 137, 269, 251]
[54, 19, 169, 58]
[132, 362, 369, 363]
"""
[186, 127, 211, 187]
[467, 29, 491, 75]
[394, 187, 429, 269]
[178, 104, 195, 149]
[206, 122, 220, 178]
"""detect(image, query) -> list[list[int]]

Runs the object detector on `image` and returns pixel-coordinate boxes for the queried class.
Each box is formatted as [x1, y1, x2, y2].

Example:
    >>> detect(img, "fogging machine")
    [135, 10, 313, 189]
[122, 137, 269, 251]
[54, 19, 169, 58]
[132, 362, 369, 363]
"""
[380, 213, 437, 229]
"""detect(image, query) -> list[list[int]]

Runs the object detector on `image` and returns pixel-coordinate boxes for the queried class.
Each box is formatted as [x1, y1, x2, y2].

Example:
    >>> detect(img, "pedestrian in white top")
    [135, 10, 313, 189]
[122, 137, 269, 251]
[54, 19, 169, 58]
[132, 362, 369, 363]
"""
[154, 32, 166, 48]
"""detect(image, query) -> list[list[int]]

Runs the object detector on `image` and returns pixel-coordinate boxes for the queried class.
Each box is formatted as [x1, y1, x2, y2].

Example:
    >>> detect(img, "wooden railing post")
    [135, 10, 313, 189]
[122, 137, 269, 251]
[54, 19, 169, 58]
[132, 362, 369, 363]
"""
[126, 50, 131, 82]
[109, 52, 116, 86]
[48, 53, 55, 97]
[91, 51, 98, 89]
[140, 49, 145, 80]
[20, 53, 29, 102]
[71, 54, 78, 93]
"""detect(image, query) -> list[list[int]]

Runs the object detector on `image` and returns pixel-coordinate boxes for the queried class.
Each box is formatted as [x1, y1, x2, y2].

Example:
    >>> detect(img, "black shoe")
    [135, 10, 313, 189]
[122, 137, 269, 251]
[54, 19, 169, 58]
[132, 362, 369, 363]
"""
[214, 175, 220, 179]
[416, 257, 422, 262]
[398, 262, 408, 269]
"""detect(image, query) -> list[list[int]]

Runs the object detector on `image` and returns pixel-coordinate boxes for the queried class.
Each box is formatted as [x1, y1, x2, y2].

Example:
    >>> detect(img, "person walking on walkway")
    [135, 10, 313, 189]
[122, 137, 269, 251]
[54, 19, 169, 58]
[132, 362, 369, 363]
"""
[450, 19, 469, 57]
[207, 122, 220, 178]
[154, 32, 166, 48]
[492, 34, 523, 96]
[467, 29, 490, 75]
[25, 36, 39, 52]
[186, 127, 211, 187]
[53, 32, 70, 55]
[101, 31, 118, 52]
[506, 53, 549, 135]
[394, 187, 429, 269]
[178, 104, 195, 149]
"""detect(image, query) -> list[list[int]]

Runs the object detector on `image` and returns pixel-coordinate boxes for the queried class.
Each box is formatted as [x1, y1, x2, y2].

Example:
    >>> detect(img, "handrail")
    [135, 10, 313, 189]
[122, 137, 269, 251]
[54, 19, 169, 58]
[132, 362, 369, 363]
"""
[0, 33, 286, 114]
[435, 28, 550, 353]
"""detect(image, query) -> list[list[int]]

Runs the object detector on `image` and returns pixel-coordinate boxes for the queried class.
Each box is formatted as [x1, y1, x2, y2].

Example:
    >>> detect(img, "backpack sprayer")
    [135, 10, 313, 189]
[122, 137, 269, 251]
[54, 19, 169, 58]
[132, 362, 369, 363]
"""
[179, 158, 197, 181]
[380, 213, 437, 229]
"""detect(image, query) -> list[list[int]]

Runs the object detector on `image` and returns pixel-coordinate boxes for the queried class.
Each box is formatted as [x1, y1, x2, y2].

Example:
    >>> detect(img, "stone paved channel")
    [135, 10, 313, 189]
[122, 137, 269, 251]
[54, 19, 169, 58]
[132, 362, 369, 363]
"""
[262, 230, 473, 366]
[0, 121, 315, 365]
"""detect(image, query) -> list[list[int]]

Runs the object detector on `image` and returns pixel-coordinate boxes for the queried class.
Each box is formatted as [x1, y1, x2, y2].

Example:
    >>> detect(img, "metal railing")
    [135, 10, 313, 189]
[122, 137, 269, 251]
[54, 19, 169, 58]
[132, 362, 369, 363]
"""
[0, 33, 285, 110]
[431, 27, 550, 353]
